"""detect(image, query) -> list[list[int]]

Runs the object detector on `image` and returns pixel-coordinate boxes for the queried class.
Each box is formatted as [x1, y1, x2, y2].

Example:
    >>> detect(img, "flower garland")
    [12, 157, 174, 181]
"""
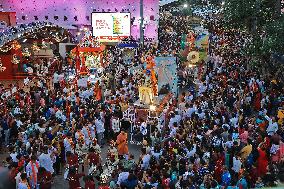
[68, 138, 75, 149]
[30, 161, 39, 186]
[85, 126, 92, 141]
[76, 130, 84, 143]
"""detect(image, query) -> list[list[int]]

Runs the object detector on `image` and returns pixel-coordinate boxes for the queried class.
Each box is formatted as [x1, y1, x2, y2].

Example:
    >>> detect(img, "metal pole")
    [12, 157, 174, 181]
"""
[140, 0, 144, 47]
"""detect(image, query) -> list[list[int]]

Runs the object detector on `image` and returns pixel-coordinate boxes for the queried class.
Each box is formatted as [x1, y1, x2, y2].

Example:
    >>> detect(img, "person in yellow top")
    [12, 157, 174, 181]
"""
[239, 141, 253, 161]
[119, 97, 128, 112]
[277, 109, 284, 125]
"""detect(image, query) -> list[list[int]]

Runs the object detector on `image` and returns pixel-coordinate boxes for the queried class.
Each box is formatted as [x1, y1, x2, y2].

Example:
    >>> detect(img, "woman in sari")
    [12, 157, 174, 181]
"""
[256, 144, 268, 177]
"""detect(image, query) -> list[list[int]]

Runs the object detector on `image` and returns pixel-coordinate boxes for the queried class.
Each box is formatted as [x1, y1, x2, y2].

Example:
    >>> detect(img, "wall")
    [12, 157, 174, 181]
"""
[0, 12, 16, 26]
[0, 0, 159, 40]
[0, 54, 13, 80]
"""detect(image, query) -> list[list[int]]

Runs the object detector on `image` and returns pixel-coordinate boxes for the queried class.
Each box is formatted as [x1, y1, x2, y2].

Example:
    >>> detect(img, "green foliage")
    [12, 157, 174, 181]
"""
[224, 0, 276, 31]
[263, 15, 284, 54]
[224, 0, 253, 30]
[224, 0, 284, 60]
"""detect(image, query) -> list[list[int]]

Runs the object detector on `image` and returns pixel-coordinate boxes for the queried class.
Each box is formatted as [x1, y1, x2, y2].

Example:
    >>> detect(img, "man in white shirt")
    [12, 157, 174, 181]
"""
[230, 115, 239, 128]
[186, 144, 196, 158]
[10, 149, 18, 163]
[185, 92, 193, 103]
[82, 125, 92, 146]
[232, 156, 242, 173]
[117, 169, 129, 185]
[265, 116, 278, 136]
[53, 71, 59, 89]
[141, 147, 151, 170]
[174, 111, 182, 124]
[168, 113, 177, 129]
[185, 104, 196, 119]
[95, 116, 105, 146]
[64, 133, 74, 155]
[38, 146, 54, 174]
[170, 122, 178, 137]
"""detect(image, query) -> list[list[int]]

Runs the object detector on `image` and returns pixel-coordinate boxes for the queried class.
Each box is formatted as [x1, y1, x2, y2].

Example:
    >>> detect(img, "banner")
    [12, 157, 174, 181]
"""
[195, 33, 209, 49]
[92, 13, 131, 42]
[155, 57, 178, 96]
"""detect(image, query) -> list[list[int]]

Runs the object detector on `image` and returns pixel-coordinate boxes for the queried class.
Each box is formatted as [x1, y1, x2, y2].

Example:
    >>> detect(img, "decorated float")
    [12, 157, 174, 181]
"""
[70, 31, 106, 76]
[123, 54, 177, 144]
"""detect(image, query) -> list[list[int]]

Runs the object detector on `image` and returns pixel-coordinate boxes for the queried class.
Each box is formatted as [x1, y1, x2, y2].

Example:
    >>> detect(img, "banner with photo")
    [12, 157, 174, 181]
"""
[194, 31, 209, 61]
[155, 57, 178, 96]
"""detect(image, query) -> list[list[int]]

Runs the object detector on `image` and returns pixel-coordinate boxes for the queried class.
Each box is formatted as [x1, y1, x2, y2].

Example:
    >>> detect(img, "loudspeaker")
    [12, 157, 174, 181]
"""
[131, 17, 135, 25]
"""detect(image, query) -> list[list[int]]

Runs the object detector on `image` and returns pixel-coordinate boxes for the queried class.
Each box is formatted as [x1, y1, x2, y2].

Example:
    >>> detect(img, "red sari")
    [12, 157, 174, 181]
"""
[214, 155, 225, 183]
[254, 92, 262, 111]
[256, 148, 268, 177]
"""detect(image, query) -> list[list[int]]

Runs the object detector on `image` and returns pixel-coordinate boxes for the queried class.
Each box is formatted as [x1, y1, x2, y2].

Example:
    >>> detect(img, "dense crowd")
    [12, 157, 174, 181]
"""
[0, 7, 284, 189]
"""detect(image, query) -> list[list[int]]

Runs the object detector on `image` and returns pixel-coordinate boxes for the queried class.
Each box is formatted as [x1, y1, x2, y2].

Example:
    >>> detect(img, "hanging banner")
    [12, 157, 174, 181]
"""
[92, 13, 131, 42]
[194, 32, 209, 49]
[155, 57, 178, 96]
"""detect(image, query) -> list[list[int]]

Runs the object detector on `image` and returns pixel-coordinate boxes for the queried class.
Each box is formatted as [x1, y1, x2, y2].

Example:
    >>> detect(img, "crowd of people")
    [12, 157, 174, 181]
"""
[0, 5, 284, 189]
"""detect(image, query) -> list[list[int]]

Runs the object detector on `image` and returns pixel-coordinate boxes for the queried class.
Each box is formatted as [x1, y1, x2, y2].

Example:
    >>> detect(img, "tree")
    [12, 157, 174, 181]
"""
[263, 15, 284, 55]
[223, 0, 279, 32]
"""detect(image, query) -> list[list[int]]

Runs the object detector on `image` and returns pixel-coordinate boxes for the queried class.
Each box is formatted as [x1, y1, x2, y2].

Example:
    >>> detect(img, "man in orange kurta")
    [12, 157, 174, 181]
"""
[94, 82, 102, 101]
[116, 131, 128, 156]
